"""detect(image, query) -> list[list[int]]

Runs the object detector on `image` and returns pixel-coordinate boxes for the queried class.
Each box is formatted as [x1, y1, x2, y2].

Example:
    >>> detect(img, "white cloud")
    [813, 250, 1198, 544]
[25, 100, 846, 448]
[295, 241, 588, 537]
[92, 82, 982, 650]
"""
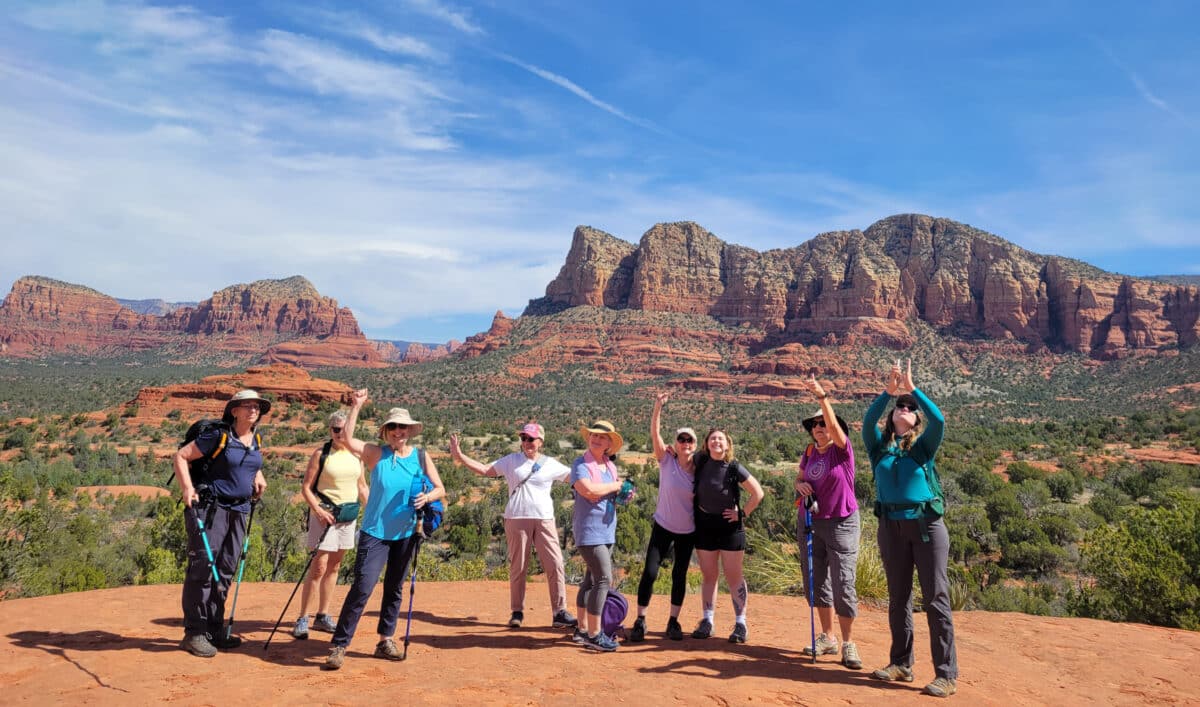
[404, 0, 484, 36]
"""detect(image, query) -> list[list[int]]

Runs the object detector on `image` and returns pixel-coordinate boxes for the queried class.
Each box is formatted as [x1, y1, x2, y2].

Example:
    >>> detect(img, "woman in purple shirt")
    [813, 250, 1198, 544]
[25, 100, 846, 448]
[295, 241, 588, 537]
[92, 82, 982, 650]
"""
[795, 374, 863, 670]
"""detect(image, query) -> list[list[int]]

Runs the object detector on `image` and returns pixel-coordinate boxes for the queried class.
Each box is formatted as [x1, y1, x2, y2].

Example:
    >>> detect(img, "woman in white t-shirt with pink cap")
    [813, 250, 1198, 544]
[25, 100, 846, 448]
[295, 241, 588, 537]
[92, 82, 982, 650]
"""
[449, 422, 578, 631]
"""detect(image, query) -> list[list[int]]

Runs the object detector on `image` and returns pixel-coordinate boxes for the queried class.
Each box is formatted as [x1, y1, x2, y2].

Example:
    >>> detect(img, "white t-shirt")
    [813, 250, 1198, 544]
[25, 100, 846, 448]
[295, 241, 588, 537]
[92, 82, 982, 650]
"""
[491, 452, 571, 520]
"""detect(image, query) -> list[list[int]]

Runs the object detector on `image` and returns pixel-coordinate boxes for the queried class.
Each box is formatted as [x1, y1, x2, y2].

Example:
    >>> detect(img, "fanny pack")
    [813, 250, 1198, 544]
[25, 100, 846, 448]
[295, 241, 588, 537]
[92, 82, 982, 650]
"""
[322, 500, 361, 524]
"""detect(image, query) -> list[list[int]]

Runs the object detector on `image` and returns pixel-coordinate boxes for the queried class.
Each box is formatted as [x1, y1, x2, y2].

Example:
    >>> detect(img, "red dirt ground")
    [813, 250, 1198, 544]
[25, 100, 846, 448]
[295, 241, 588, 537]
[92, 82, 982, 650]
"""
[1, 581, 1197, 705]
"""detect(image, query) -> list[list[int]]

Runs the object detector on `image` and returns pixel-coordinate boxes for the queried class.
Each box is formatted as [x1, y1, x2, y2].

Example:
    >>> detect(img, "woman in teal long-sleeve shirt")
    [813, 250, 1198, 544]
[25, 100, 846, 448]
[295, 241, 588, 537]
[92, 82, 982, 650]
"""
[862, 360, 958, 699]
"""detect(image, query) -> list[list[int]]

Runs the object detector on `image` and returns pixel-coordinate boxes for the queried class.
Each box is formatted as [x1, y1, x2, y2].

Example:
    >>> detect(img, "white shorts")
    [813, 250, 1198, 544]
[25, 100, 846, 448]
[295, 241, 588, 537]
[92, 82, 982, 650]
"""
[306, 512, 357, 552]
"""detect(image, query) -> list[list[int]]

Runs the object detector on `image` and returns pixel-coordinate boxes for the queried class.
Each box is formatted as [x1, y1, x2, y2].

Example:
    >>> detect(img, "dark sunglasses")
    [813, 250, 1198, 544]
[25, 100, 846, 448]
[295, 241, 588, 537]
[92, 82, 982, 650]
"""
[235, 401, 261, 410]
[519, 434, 537, 442]
[811, 420, 827, 429]
[676, 435, 695, 443]
[330, 426, 343, 434]
[894, 403, 918, 413]
[383, 422, 410, 431]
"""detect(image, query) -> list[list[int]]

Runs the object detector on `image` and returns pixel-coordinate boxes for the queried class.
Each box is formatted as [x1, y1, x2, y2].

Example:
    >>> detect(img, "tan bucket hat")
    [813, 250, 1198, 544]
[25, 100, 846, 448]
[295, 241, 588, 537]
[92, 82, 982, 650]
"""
[379, 408, 423, 438]
[580, 420, 624, 455]
[222, 389, 272, 422]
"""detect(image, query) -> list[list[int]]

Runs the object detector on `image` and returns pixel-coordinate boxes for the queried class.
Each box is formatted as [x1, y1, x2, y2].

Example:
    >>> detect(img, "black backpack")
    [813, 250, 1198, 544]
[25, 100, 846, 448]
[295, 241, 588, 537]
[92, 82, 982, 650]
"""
[172, 418, 260, 486]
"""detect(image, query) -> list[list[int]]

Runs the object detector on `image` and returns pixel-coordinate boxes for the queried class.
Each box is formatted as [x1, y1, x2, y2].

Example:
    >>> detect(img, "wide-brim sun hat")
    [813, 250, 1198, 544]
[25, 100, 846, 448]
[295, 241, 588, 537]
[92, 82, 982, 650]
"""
[379, 407, 424, 439]
[802, 410, 850, 435]
[222, 389, 272, 421]
[580, 420, 624, 455]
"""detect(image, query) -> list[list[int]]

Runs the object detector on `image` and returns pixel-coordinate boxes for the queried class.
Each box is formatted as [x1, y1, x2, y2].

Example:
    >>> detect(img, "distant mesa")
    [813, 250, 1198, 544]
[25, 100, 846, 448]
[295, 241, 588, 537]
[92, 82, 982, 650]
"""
[0, 274, 384, 368]
[371, 339, 462, 363]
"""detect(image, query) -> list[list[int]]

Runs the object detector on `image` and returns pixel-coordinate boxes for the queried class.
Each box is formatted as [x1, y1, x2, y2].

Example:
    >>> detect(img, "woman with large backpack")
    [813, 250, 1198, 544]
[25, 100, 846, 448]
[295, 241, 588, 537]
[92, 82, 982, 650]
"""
[173, 389, 270, 658]
[629, 392, 696, 643]
[795, 374, 862, 670]
[323, 389, 445, 670]
[863, 360, 958, 698]
[570, 420, 629, 652]
[690, 427, 764, 644]
[292, 408, 368, 640]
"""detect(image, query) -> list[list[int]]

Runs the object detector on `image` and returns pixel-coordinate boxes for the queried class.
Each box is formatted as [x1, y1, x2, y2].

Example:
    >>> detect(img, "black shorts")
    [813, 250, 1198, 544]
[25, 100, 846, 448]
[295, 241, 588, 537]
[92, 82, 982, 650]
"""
[693, 508, 746, 552]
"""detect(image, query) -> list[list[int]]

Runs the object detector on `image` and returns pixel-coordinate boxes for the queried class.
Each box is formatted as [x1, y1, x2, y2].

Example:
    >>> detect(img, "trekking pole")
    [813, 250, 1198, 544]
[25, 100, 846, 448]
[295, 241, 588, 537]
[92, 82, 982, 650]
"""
[402, 508, 427, 661]
[189, 503, 221, 585]
[264, 523, 332, 651]
[804, 498, 816, 664]
[224, 499, 258, 642]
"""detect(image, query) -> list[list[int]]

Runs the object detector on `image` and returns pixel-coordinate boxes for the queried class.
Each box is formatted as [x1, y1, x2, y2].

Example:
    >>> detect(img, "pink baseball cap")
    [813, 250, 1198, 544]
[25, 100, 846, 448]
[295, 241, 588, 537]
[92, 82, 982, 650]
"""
[520, 422, 544, 440]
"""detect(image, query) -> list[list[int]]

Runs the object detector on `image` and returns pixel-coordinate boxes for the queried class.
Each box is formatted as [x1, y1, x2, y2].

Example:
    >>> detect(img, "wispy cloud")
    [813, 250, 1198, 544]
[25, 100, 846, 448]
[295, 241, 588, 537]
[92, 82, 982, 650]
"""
[1091, 36, 1192, 125]
[405, 0, 484, 36]
[496, 53, 664, 133]
[307, 9, 445, 61]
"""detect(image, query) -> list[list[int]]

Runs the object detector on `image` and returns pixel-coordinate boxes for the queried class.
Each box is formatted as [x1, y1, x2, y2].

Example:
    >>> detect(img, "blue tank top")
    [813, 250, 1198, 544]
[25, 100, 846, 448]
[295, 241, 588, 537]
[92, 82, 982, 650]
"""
[361, 446, 427, 541]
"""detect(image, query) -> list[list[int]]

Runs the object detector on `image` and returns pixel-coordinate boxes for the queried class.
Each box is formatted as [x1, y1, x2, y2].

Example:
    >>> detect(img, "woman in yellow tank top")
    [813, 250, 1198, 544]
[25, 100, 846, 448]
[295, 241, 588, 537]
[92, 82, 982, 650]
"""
[292, 408, 368, 639]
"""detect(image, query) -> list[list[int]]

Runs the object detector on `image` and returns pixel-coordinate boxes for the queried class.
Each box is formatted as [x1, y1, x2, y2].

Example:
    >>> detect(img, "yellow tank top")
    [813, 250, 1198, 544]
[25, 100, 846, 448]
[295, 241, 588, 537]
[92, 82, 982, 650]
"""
[315, 447, 363, 505]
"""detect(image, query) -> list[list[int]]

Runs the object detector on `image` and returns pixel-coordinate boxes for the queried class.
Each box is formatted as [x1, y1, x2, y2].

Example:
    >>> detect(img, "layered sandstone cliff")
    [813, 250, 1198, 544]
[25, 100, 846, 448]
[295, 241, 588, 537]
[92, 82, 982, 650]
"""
[0, 275, 382, 366]
[526, 215, 1200, 358]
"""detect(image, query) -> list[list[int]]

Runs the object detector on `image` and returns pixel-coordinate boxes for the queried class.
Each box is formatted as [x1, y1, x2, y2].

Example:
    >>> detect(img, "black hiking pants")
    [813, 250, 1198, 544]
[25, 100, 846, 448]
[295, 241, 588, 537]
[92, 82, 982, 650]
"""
[181, 502, 247, 636]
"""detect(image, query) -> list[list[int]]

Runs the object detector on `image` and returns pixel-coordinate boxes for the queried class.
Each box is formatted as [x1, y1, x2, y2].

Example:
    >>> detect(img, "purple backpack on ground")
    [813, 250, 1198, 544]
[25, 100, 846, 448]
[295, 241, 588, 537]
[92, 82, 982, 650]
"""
[601, 589, 628, 638]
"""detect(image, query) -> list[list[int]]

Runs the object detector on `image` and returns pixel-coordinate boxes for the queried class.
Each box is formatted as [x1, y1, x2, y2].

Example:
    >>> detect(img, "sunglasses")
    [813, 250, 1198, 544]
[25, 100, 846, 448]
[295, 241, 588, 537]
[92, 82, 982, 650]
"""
[894, 403, 918, 413]
[676, 435, 695, 443]
[383, 422, 410, 431]
[811, 420, 827, 429]
[519, 434, 538, 442]
[235, 401, 261, 410]
[330, 426, 343, 434]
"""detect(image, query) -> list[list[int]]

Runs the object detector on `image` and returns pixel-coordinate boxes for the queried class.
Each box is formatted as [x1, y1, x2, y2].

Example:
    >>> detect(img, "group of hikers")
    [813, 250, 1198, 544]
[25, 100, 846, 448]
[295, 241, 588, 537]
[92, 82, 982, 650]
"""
[172, 359, 958, 698]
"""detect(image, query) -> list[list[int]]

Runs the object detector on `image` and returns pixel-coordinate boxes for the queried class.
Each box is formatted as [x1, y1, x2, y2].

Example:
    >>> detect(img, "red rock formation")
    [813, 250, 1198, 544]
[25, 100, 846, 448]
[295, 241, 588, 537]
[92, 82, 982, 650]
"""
[0, 275, 383, 367]
[523, 215, 1200, 358]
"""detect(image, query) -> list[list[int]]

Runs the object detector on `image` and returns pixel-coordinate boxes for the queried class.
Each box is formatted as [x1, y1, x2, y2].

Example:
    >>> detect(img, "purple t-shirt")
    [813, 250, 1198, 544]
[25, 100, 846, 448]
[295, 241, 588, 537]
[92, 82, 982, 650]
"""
[800, 438, 858, 520]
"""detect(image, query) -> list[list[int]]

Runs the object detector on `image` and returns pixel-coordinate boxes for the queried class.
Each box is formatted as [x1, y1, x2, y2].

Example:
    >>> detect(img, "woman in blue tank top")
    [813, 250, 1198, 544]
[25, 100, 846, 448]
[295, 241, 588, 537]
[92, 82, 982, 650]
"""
[322, 389, 445, 671]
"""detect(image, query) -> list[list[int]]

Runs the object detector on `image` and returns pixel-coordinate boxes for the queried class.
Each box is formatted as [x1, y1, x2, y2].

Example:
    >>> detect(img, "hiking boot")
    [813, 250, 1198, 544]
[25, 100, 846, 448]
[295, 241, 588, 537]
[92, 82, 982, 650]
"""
[552, 609, 578, 629]
[629, 616, 646, 643]
[313, 613, 337, 633]
[508, 611, 524, 628]
[571, 628, 589, 645]
[841, 641, 862, 669]
[292, 616, 310, 640]
[802, 632, 839, 656]
[584, 633, 618, 652]
[323, 646, 346, 670]
[691, 618, 713, 639]
[209, 632, 242, 650]
[666, 617, 684, 641]
[375, 638, 403, 661]
[924, 677, 957, 697]
[872, 664, 914, 682]
[180, 633, 217, 658]
[729, 622, 747, 644]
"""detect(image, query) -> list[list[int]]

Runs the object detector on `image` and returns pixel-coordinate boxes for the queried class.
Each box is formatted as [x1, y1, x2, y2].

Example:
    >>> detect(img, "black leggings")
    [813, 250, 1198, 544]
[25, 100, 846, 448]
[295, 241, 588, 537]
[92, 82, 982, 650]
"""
[636, 521, 695, 608]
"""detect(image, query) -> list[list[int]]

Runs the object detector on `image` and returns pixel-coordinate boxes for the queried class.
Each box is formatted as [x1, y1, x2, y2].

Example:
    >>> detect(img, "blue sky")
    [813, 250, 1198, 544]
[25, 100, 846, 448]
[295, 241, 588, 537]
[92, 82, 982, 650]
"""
[1, 1, 1197, 342]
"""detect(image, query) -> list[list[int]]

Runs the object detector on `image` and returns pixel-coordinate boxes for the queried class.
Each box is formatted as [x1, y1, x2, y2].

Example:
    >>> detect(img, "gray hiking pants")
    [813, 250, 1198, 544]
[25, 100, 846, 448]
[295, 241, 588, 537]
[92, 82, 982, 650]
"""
[878, 516, 958, 679]
[181, 503, 247, 635]
[797, 510, 860, 618]
[576, 543, 613, 617]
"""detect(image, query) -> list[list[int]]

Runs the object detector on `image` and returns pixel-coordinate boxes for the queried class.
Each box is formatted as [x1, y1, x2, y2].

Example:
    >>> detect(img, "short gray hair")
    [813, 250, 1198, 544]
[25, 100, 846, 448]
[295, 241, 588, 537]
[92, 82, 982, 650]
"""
[328, 409, 349, 426]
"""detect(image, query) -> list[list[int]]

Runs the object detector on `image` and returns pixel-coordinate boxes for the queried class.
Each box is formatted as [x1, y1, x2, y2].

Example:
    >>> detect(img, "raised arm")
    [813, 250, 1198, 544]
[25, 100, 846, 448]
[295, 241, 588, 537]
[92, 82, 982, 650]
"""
[909, 387, 945, 463]
[449, 433, 497, 476]
[342, 388, 382, 469]
[862, 391, 891, 462]
[806, 374, 847, 449]
[650, 392, 670, 461]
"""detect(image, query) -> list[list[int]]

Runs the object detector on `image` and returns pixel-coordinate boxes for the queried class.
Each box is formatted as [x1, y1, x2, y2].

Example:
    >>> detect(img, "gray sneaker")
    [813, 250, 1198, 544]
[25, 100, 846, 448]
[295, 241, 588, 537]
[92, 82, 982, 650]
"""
[292, 616, 310, 640]
[924, 677, 957, 697]
[323, 646, 346, 670]
[872, 663, 915, 682]
[375, 638, 403, 661]
[802, 632, 839, 656]
[841, 641, 862, 669]
[313, 613, 337, 633]
[180, 633, 217, 658]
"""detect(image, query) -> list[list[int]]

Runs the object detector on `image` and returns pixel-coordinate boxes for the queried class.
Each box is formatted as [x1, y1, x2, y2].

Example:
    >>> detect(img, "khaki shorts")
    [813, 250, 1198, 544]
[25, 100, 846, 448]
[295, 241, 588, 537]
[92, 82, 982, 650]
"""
[307, 512, 357, 552]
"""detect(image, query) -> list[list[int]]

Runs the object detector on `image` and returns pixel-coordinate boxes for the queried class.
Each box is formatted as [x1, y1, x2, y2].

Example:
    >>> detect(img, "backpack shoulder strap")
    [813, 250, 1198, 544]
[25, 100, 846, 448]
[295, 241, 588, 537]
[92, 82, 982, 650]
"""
[312, 440, 334, 492]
